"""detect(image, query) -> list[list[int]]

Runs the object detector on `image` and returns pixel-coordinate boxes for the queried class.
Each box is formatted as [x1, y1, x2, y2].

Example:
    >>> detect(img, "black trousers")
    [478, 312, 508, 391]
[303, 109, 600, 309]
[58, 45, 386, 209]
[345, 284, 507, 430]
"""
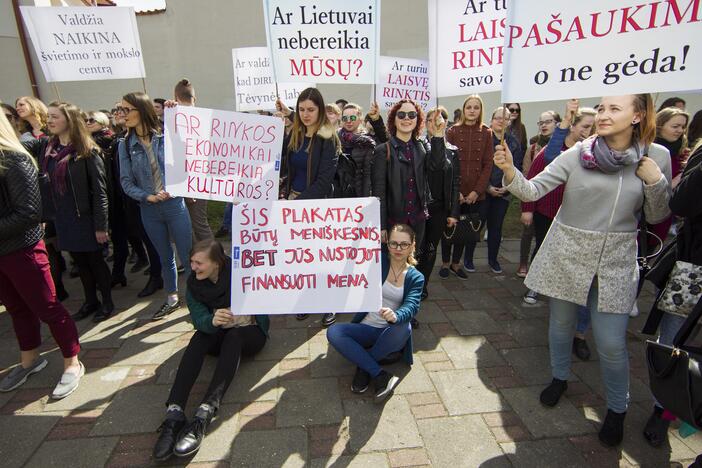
[70, 250, 112, 305]
[441, 203, 473, 264]
[167, 326, 266, 410]
[532, 212, 553, 261]
[417, 204, 447, 291]
[126, 199, 161, 278]
[110, 202, 148, 279]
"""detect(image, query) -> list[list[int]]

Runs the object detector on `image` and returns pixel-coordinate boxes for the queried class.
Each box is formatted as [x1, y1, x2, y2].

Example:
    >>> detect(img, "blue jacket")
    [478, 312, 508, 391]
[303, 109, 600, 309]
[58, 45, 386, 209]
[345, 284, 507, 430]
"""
[118, 131, 167, 203]
[351, 255, 425, 365]
[543, 126, 569, 165]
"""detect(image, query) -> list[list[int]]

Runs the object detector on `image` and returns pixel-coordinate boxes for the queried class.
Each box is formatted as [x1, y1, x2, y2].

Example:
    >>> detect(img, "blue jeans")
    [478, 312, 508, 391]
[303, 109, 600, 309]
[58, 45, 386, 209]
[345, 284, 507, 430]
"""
[576, 306, 590, 334]
[326, 322, 411, 377]
[549, 280, 630, 412]
[140, 198, 192, 293]
[464, 195, 510, 264]
[222, 203, 233, 231]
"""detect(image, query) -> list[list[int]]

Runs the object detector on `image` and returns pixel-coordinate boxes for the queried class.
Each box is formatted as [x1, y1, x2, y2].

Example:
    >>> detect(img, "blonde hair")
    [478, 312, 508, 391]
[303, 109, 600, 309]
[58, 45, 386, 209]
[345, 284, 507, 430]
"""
[389, 223, 418, 266]
[0, 112, 34, 173]
[88, 111, 110, 128]
[325, 103, 341, 116]
[459, 95, 484, 126]
[48, 101, 98, 159]
[656, 106, 690, 148]
[15, 96, 48, 133]
[633, 94, 656, 146]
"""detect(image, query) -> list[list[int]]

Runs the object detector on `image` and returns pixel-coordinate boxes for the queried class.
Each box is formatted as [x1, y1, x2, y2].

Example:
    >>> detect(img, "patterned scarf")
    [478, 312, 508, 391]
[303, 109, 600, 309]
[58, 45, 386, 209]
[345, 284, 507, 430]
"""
[41, 138, 76, 195]
[338, 128, 375, 154]
[580, 135, 645, 173]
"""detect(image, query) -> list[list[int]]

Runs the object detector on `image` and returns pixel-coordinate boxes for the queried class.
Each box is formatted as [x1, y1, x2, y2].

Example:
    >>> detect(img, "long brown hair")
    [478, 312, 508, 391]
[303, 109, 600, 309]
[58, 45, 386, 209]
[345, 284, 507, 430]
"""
[633, 94, 656, 146]
[288, 87, 339, 153]
[48, 101, 98, 159]
[389, 223, 418, 266]
[190, 239, 228, 272]
[122, 92, 161, 137]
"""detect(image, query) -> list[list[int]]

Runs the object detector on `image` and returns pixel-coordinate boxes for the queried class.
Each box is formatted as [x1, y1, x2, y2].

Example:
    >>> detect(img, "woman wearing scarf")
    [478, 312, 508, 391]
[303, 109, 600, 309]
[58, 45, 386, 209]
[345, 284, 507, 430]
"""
[338, 103, 376, 197]
[494, 94, 672, 447]
[152, 240, 269, 461]
[25, 102, 112, 323]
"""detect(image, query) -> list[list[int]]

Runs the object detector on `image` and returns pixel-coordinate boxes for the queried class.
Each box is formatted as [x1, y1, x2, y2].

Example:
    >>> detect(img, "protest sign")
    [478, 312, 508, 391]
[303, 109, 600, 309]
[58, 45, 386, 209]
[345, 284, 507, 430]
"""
[262, 0, 381, 84]
[502, 0, 702, 102]
[232, 47, 314, 112]
[428, 0, 506, 98]
[376, 56, 435, 112]
[230, 198, 382, 315]
[163, 106, 284, 203]
[20, 6, 145, 82]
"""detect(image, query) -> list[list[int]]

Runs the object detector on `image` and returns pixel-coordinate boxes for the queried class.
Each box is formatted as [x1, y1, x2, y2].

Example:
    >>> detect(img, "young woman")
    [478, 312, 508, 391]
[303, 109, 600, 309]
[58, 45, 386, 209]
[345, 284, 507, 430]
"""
[441, 95, 493, 276]
[24, 102, 112, 322]
[648, 107, 690, 242]
[339, 103, 376, 197]
[517, 110, 560, 277]
[119, 92, 193, 321]
[1, 103, 21, 138]
[494, 94, 672, 446]
[642, 141, 702, 447]
[152, 240, 269, 460]
[505, 102, 527, 170]
[15, 96, 48, 142]
[278, 88, 340, 326]
[417, 107, 459, 300]
[327, 224, 424, 402]
[325, 103, 341, 128]
[0, 112, 83, 399]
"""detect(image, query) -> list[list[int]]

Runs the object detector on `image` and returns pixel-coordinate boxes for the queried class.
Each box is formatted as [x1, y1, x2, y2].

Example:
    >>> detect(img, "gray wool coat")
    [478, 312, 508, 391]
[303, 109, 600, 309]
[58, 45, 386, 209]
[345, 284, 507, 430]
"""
[504, 142, 672, 314]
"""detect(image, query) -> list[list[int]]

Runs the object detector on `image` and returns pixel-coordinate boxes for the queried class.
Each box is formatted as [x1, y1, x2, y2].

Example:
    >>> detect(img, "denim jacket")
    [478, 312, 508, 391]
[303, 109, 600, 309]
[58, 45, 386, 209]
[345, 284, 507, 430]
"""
[118, 131, 166, 203]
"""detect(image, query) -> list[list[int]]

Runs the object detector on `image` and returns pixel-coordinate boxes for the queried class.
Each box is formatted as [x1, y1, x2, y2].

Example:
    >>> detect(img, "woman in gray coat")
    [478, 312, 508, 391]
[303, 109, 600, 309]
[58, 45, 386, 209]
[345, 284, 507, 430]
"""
[493, 94, 671, 447]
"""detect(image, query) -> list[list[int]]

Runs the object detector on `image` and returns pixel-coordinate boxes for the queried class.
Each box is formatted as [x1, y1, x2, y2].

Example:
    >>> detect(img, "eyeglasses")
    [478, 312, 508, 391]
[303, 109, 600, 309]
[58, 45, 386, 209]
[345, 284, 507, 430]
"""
[341, 115, 358, 122]
[388, 241, 412, 251]
[85, 118, 96, 124]
[537, 119, 554, 126]
[508, 107, 520, 113]
[115, 106, 137, 115]
[396, 111, 417, 120]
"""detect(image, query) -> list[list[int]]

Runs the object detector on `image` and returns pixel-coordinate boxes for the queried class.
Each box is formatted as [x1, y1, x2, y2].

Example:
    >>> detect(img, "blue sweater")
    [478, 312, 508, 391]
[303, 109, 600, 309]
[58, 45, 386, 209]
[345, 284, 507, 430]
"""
[350, 255, 425, 365]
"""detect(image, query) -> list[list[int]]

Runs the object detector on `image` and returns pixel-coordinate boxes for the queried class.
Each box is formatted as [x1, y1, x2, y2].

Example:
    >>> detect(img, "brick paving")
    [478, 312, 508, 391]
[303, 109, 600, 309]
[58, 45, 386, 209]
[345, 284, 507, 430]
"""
[0, 240, 700, 467]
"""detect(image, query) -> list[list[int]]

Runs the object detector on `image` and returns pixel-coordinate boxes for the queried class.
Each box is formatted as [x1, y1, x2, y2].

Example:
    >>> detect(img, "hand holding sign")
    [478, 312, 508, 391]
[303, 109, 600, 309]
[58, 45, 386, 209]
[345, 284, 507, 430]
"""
[430, 109, 446, 138]
[562, 99, 580, 127]
[493, 144, 515, 184]
[368, 101, 381, 121]
[212, 308, 235, 327]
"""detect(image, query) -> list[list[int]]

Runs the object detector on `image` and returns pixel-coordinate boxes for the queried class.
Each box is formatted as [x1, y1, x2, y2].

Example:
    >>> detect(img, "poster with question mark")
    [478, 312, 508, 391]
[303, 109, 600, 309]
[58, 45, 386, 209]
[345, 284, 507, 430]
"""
[163, 105, 284, 203]
[263, 0, 381, 84]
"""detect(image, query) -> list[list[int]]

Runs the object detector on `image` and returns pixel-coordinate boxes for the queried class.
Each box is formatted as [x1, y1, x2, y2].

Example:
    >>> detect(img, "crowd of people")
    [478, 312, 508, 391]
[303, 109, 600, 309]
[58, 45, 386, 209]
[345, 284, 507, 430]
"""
[0, 85, 700, 463]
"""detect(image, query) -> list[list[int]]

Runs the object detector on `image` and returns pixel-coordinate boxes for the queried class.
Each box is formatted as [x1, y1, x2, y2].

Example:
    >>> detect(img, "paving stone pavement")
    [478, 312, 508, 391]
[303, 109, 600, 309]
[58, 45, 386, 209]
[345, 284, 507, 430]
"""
[0, 240, 700, 467]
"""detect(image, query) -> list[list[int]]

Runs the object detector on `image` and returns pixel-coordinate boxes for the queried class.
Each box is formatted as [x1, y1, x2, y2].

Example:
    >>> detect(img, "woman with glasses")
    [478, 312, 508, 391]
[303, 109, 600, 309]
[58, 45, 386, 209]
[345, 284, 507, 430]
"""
[15, 96, 48, 142]
[495, 93, 671, 446]
[517, 110, 560, 278]
[441, 94, 494, 276]
[327, 224, 424, 402]
[338, 103, 376, 197]
[1, 104, 22, 138]
[118, 92, 192, 321]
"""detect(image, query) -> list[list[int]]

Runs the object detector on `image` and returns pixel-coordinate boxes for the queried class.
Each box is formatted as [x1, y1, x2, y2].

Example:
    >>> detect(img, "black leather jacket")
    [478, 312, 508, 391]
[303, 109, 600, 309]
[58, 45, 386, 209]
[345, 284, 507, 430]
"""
[25, 138, 108, 231]
[0, 150, 43, 256]
[426, 138, 461, 219]
[371, 136, 449, 229]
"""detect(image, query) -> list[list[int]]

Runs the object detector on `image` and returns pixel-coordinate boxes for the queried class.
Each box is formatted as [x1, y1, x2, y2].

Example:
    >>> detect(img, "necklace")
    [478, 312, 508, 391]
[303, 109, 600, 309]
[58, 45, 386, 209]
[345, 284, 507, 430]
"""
[389, 263, 405, 283]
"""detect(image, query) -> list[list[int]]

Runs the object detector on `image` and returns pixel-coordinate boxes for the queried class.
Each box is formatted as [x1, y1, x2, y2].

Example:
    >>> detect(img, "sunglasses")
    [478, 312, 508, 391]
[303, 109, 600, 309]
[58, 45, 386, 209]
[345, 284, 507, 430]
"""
[388, 241, 412, 251]
[396, 111, 417, 120]
[85, 118, 96, 124]
[341, 115, 358, 122]
[115, 106, 137, 115]
[508, 107, 520, 113]
[4, 113, 14, 121]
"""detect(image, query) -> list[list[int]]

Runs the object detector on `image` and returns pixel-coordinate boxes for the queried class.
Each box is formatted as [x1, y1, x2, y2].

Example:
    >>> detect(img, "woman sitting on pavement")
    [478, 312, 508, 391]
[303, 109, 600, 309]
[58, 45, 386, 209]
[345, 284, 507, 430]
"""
[152, 240, 269, 461]
[326, 223, 424, 402]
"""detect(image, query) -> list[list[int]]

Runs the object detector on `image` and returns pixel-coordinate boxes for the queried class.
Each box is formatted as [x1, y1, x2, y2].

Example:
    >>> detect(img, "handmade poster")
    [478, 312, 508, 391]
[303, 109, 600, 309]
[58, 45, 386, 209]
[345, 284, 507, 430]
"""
[163, 106, 284, 203]
[230, 198, 382, 315]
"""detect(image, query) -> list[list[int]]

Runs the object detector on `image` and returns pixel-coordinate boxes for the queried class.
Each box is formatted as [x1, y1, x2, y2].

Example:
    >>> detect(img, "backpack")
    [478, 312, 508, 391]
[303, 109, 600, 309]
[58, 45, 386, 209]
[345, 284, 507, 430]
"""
[331, 151, 358, 198]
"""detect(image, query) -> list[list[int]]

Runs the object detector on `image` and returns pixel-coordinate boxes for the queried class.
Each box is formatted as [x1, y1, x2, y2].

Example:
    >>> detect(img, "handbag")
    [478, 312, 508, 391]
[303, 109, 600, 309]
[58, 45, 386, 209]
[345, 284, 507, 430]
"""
[38, 171, 56, 222]
[443, 209, 481, 246]
[646, 296, 702, 429]
[658, 261, 702, 317]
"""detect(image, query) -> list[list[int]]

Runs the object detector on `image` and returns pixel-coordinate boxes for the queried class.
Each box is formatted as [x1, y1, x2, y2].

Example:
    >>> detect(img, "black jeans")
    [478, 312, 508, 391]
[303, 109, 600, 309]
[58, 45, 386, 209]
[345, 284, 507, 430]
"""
[167, 326, 266, 410]
[417, 204, 447, 290]
[532, 212, 553, 260]
[129, 200, 161, 278]
[464, 195, 510, 264]
[70, 250, 112, 305]
[441, 203, 473, 264]
[110, 201, 148, 279]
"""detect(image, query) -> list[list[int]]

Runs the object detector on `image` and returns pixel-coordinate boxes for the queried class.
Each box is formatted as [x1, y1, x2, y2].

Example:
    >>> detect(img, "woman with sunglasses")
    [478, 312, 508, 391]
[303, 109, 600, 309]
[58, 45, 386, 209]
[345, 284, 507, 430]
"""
[15, 96, 48, 142]
[119, 92, 192, 321]
[327, 224, 424, 402]
[505, 103, 527, 171]
[1, 104, 22, 138]
[441, 95, 494, 276]
[338, 103, 376, 197]
[494, 93, 671, 446]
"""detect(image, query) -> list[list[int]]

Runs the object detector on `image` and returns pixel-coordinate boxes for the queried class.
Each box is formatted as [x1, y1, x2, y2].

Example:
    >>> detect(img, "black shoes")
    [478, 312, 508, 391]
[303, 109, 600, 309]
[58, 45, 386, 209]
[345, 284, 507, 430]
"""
[72, 302, 101, 321]
[152, 300, 181, 321]
[540, 378, 568, 407]
[373, 370, 399, 402]
[110, 275, 127, 288]
[296, 314, 309, 321]
[572, 337, 591, 361]
[93, 300, 114, 322]
[322, 313, 337, 327]
[152, 418, 186, 461]
[643, 406, 670, 447]
[130, 258, 149, 273]
[351, 367, 371, 393]
[599, 409, 626, 447]
[173, 415, 210, 457]
[138, 276, 163, 298]
[410, 318, 419, 329]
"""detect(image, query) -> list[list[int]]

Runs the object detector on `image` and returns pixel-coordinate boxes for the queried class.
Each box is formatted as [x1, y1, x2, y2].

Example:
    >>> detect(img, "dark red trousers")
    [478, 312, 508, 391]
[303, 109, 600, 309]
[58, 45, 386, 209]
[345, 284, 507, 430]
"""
[0, 241, 80, 358]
